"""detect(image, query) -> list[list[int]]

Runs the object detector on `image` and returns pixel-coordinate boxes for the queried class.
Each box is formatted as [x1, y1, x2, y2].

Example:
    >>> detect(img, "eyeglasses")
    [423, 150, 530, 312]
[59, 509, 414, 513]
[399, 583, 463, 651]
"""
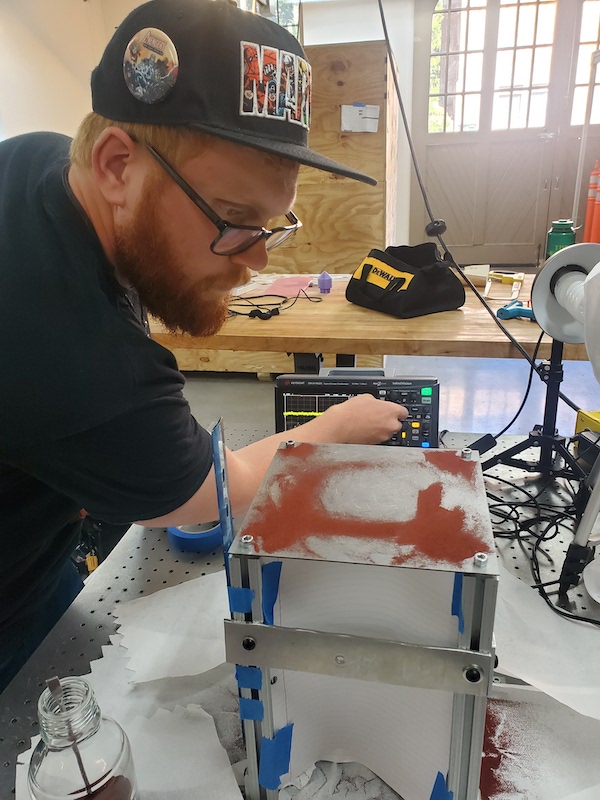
[146, 145, 302, 256]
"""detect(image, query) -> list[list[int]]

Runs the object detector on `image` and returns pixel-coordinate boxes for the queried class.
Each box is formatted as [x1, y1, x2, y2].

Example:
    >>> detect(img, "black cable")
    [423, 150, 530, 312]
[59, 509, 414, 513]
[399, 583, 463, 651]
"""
[493, 330, 544, 438]
[228, 289, 322, 317]
[485, 471, 600, 626]
[374, 0, 580, 415]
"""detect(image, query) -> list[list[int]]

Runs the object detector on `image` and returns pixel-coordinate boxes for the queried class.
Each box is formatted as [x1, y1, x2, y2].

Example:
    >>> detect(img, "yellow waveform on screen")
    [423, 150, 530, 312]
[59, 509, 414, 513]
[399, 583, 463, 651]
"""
[283, 411, 324, 417]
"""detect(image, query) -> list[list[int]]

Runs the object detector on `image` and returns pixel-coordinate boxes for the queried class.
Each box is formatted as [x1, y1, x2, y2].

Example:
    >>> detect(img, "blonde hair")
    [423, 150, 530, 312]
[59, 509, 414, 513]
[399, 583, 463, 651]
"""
[69, 112, 212, 168]
[70, 112, 301, 186]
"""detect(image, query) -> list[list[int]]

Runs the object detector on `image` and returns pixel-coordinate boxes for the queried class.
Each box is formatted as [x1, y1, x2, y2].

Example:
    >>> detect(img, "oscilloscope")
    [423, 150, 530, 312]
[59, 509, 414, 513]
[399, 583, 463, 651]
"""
[274, 369, 440, 448]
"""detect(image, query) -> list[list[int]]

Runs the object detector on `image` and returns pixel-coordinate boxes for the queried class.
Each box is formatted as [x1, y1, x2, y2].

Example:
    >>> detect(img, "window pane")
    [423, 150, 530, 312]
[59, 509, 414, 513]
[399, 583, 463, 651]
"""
[572, 83, 600, 125]
[492, 91, 511, 129]
[592, 84, 600, 124]
[465, 52, 483, 91]
[536, 2, 556, 45]
[467, 8, 486, 50]
[435, 0, 450, 10]
[470, 0, 487, 7]
[498, 5, 517, 48]
[463, 93, 481, 130]
[571, 85, 587, 125]
[430, 55, 442, 93]
[495, 50, 514, 89]
[517, 4, 537, 47]
[448, 53, 465, 94]
[446, 94, 463, 131]
[580, 0, 600, 43]
[429, 96, 446, 132]
[431, 13, 445, 53]
[450, 0, 468, 9]
[510, 89, 529, 128]
[577, 43, 597, 85]
[514, 47, 533, 88]
[451, 10, 468, 51]
[528, 87, 548, 126]
[532, 46, 552, 86]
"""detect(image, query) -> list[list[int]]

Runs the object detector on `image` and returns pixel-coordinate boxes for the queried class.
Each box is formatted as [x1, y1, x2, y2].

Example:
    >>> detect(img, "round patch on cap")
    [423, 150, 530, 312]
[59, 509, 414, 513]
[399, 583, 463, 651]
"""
[123, 28, 178, 104]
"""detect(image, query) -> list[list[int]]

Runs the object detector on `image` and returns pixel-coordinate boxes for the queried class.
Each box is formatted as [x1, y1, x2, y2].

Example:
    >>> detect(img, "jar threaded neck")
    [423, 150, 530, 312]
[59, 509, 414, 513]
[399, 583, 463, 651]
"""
[38, 678, 101, 747]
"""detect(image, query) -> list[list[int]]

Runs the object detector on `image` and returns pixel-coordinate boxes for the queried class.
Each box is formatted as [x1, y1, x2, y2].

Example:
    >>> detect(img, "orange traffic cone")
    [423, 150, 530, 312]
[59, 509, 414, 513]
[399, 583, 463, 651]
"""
[584, 160, 600, 242]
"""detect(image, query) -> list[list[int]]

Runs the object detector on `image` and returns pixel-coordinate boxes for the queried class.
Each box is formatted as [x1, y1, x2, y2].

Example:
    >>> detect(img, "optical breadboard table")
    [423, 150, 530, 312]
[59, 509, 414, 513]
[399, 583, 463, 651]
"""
[1, 430, 597, 798]
[149, 275, 589, 373]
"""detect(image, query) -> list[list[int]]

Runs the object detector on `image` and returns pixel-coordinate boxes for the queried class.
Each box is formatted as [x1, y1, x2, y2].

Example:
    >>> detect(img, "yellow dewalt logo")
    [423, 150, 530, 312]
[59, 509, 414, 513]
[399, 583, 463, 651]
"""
[372, 266, 394, 281]
[358, 258, 415, 291]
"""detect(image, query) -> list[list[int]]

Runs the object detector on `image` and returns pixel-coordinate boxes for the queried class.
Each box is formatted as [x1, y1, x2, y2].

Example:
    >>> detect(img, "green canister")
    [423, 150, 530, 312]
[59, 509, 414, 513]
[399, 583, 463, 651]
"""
[546, 219, 575, 258]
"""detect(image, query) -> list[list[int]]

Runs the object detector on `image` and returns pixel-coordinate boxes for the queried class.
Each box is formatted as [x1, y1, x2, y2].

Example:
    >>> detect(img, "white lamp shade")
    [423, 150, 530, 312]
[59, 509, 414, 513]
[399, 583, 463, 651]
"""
[532, 243, 600, 346]
[584, 262, 600, 384]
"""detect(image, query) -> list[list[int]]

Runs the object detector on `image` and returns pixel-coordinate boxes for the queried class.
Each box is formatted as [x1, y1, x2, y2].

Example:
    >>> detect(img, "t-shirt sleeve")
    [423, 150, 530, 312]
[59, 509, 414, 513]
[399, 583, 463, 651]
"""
[11, 393, 213, 525]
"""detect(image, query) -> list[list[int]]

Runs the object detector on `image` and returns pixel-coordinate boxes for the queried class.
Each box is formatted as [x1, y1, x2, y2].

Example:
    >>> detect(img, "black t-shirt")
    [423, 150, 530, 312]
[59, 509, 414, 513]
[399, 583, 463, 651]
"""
[0, 132, 213, 630]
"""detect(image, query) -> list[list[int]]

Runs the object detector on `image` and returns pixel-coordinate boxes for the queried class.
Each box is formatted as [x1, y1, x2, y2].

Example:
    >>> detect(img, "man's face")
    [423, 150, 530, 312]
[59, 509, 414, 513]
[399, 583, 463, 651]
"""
[113, 137, 298, 337]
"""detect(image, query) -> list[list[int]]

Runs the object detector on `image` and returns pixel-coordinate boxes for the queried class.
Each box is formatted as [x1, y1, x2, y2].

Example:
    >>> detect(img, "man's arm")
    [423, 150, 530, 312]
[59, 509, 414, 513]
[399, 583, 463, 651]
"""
[137, 394, 407, 527]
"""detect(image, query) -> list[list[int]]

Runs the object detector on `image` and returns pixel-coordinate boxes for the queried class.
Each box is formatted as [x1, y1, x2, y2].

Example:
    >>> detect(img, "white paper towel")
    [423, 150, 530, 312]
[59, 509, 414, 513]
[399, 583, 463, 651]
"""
[113, 570, 230, 683]
[494, 566, 600, 720]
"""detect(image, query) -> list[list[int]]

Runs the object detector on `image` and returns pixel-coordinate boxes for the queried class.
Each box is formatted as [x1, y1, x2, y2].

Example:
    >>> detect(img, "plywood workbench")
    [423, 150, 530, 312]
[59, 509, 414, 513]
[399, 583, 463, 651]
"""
[149, 274, 588, 374]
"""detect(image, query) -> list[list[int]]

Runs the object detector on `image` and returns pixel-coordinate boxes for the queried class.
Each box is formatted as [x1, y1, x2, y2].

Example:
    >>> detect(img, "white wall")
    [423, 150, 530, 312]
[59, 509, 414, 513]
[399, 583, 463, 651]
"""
[0, 0, 416, 241]
[0, 0, 108, 138]
[303, 0, 416, 244]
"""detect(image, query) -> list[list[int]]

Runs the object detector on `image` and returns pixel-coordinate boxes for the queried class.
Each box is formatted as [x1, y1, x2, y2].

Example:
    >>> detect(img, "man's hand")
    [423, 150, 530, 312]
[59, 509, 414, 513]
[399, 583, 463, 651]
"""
[320, 394, 408, 444]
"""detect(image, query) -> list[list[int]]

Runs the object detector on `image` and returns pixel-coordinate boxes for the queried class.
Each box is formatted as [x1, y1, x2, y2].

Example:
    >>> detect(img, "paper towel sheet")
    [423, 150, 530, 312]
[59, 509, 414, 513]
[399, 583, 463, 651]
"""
[127, 705, 242, 799]
[16, 706, 242, 800]
[280, 761, 402, 799]
[113, 570, 230, 683]
[494, 566, 600, 719]
[86, 640, 244, 763]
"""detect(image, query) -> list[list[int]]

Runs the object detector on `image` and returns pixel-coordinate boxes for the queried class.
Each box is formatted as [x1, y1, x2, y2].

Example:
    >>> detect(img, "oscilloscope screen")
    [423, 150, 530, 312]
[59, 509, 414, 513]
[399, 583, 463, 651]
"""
[281, 393, 355, 429]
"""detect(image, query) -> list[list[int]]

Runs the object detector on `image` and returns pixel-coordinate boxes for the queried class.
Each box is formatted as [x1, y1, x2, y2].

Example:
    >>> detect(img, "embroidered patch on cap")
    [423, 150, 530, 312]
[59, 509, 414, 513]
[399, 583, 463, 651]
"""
[123, 28, 179, 104]
[240, 41, 311, 129]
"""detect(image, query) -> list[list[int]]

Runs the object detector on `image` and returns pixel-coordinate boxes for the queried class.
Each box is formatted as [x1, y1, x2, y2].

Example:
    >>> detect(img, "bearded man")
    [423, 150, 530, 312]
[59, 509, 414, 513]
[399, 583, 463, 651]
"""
[0, 0, 407, 691]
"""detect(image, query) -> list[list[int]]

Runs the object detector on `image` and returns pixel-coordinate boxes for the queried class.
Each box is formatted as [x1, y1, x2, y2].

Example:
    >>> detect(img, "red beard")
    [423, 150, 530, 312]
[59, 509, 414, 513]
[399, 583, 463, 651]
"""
[113, 173, 250, 337]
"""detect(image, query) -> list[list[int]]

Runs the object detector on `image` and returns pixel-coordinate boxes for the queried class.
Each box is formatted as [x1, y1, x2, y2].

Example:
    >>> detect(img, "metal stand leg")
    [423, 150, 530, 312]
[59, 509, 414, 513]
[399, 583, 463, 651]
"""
[482, 339, 585, 479]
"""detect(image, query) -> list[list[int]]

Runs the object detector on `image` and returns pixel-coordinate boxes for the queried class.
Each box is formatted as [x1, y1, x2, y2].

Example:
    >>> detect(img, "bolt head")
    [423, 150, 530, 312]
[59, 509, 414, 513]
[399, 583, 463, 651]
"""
[240, 534, 254, 546]
[473, 552, 488, 567]
[335, 655, 346, 666]
[461, 447, 473, 460]
[242, 637, 256, 651]
[464, 666, 482, 683]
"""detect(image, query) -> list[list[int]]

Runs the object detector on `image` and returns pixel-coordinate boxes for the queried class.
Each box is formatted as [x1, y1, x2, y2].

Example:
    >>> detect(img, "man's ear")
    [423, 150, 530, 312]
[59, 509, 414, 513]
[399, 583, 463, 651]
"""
[91, 127, 143, 209]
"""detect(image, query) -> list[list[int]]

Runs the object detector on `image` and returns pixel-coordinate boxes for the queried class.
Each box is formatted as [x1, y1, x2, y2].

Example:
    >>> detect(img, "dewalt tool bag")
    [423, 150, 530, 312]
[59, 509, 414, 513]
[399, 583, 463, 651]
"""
[345, 242, 465, 318]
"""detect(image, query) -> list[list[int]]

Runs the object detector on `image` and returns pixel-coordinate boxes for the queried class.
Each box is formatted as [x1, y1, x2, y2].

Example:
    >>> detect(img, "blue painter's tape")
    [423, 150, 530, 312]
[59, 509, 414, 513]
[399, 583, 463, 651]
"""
[261, 561, 283, 625]
[228, 586, 255, 614]
[239, 697, 264, 721]
[235, 665, 263, 690]
[258, 724, 294, 790]
[353, 101, 366, 107]
[452, 573, 464, 634]
[430, 772, 453, 800]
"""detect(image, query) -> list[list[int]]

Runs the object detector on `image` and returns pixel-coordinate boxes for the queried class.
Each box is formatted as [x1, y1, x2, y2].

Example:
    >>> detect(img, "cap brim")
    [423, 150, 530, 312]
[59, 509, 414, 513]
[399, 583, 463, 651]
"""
[187, 122, 378, 186]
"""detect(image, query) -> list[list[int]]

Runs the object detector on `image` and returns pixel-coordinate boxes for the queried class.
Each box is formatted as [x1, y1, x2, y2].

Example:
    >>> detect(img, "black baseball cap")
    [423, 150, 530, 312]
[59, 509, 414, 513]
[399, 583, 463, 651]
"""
[91, 0, 376, 185]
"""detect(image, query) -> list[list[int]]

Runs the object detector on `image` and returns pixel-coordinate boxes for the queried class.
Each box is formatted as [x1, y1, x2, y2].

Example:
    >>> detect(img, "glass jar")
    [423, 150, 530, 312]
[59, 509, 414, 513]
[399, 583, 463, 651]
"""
[27, 677, 137, 800]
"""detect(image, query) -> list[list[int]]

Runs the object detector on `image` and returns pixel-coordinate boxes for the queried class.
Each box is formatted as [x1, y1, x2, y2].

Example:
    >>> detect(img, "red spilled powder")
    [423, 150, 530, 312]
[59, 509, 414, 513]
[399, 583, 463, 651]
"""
[243, 443, 491, 567]
[421, 448, 479, 481]
[480, 701, 518, 799]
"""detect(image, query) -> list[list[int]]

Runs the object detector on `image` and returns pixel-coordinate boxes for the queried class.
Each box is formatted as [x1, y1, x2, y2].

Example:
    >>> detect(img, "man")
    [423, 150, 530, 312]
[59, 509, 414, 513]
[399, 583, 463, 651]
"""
[0, 0, 407, 691]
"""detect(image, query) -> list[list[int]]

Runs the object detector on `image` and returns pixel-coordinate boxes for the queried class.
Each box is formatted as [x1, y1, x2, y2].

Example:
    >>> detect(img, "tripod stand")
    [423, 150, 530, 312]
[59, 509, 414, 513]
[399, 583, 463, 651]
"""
[481, 338, 586, 481]
[480, 337, 595, 601]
